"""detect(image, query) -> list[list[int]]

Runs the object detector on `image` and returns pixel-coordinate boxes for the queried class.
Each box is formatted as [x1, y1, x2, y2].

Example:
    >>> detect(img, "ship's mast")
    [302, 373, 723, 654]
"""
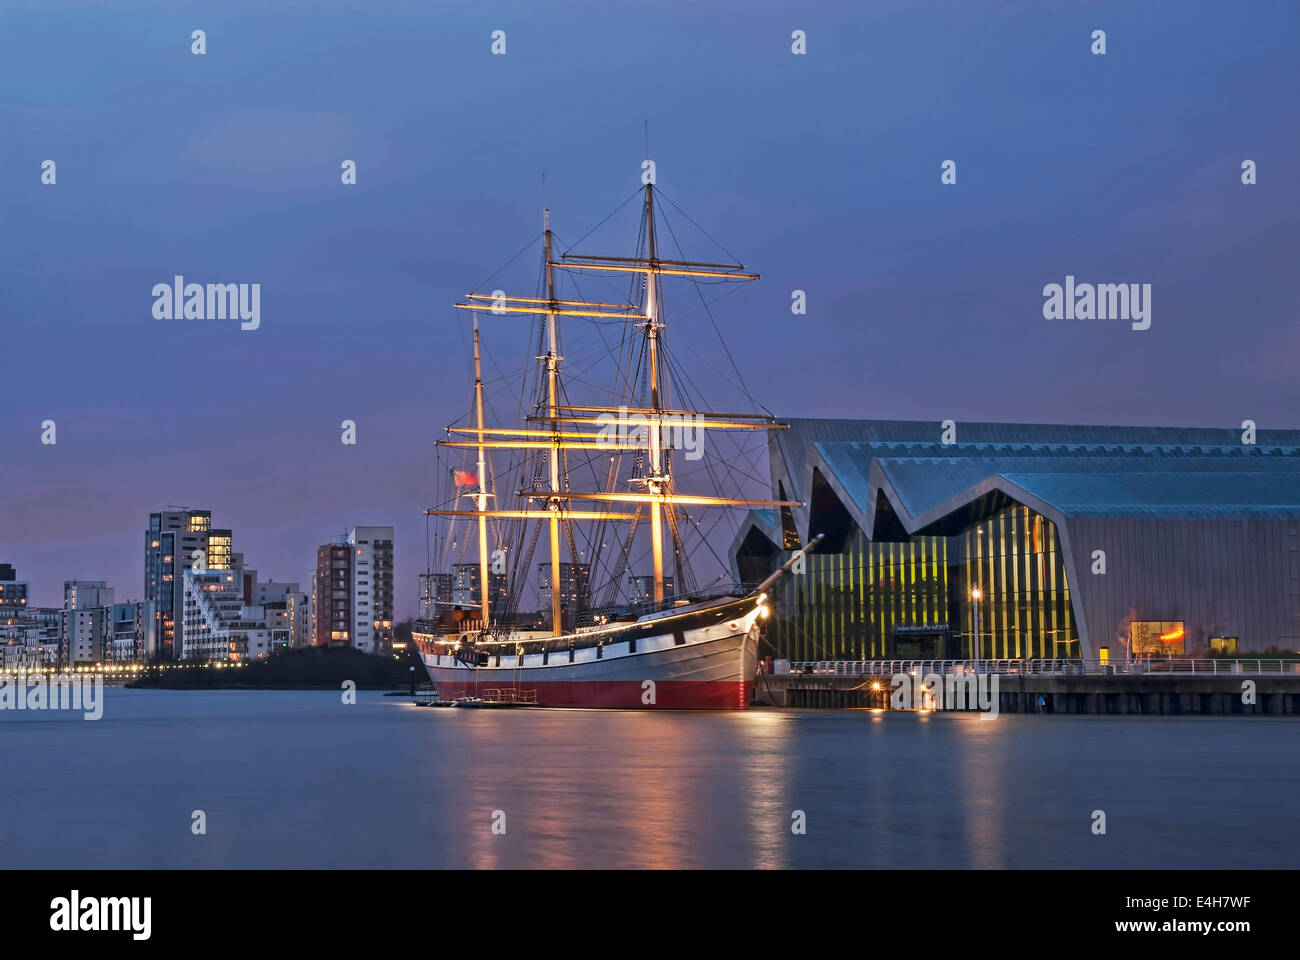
[544, 209, 564, 637]
[643, 184, 667, 604]
[472, 312, 492, 627]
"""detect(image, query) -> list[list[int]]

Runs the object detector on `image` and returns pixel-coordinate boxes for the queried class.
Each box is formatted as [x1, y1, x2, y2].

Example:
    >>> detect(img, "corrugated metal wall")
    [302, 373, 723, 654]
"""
[1067, 516, 1300, 657]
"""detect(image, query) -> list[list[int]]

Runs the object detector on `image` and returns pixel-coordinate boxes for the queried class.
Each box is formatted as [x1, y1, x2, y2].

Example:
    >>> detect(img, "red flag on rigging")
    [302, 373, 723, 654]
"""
[453, 470, 478, 487]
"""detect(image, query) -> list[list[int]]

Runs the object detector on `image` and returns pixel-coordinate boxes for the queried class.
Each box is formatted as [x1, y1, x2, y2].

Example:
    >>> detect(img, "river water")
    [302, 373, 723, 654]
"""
[2, 689, 1296, 869]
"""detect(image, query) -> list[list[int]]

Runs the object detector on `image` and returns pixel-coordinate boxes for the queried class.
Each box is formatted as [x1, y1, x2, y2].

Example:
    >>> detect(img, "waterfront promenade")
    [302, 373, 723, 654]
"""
[757, 658, 1300, 713]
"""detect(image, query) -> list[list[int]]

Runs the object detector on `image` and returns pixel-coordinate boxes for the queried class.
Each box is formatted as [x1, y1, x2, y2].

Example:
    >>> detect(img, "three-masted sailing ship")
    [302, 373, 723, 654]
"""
[413, 179, 819, 708]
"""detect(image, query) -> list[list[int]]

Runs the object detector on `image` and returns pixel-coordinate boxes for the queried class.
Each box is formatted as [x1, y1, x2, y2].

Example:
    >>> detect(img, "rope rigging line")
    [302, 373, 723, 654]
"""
[656, 201, 773, 417]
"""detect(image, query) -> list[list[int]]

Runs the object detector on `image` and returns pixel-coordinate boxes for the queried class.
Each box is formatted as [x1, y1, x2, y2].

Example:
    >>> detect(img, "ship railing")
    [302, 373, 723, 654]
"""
[583, 588, 737, 625]
[413, 616, 485, 634]
[782, 658, 1300, 677]
[478, 687, 538, 704]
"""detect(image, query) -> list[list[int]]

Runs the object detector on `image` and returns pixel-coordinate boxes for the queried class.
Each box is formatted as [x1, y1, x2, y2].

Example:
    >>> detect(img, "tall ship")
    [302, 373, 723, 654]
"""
[413, 178, 820, 708]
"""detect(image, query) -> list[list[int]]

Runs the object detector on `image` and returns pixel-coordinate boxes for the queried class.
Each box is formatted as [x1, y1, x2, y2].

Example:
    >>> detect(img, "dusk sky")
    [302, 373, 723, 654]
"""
[2, 0, 1296, 614]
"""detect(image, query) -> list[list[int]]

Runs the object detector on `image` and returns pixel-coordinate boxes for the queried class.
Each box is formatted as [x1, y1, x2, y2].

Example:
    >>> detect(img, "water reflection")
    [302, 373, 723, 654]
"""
[736, 711, 794, 869]
[957, 713, 1006, 869]
[5, 691, 1297, 869]
[599, 714, 691, 869]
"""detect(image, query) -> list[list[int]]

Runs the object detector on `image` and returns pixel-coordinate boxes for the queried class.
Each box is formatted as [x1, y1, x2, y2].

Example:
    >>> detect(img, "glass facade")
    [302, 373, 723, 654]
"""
[767, 504, 1079, 661]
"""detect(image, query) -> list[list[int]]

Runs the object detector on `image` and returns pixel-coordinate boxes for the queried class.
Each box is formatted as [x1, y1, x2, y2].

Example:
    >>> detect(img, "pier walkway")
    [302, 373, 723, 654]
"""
[757, 658, 1300, 713]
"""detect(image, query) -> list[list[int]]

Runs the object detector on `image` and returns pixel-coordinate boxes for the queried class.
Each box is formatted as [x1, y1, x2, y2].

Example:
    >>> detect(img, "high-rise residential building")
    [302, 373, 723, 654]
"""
[182, 568, 276, 662]
[314, 537, 352, 646]
[348, 526, 394, 654]
[254, 579, 305, 653]
[628, 574, 674, 605]
[309, 569, 318, 642]
[418, 572, 453, 619]
[10, 607, 61, 667]
[2, 642, 42, 669]
[1, 563, 29, 645]
[539, 562, 591, 616]
[62, 580, 114, 665]
[23, 608, 62, 647]
[110, 601, 147, 662]
[179, 559, 301, 662]
[0, 565, 59, 667]
[144, 507, 216, 660]
[451, 563, 508, 615]
[292, 589, 312, 648]
[312, 526, 394, 653]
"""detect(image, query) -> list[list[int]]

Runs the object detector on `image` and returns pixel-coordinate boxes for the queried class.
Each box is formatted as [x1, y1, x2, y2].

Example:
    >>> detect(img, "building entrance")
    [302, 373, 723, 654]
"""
[888, 629, 951, 659]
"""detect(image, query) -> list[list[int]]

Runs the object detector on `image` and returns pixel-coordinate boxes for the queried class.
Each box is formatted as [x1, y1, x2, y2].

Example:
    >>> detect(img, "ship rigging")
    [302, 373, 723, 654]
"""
[427, 182, 794, 636]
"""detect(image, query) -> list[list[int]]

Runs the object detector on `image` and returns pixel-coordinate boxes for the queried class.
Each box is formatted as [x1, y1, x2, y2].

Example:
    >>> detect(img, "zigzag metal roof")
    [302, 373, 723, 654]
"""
[1000, 471, 1300, 516]
[783, 418, 1300, 448]
[779, 419, 1300, 527]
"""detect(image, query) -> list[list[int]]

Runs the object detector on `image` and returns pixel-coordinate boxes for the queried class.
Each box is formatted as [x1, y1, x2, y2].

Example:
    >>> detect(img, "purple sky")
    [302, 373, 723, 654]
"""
[2, 0, 1297, 615]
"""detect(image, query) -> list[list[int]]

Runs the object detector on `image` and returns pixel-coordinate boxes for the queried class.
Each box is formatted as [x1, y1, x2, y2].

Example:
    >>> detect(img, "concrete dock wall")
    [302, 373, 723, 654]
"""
[754, 673, 1300, 714]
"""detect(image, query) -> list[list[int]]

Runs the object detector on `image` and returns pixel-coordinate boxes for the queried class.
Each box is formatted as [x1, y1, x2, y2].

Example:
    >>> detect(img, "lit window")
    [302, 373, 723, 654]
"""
[1130, 621, 1186, 657]
[1209, 637, 1238, 655]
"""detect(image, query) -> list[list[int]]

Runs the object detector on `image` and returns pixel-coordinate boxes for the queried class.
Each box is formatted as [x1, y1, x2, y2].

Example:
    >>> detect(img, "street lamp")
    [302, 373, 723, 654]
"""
[970, 587, 982, 672]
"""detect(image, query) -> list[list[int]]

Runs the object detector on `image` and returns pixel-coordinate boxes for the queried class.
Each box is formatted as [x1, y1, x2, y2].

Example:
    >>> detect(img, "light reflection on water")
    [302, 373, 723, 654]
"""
[2, 689, 1298, 869]
[738, 711, 794, 870]
[958, 714, 1007, 870]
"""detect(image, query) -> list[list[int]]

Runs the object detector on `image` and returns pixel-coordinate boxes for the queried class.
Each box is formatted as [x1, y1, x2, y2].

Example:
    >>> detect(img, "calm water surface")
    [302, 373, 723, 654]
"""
[2, 689, 1296, 869]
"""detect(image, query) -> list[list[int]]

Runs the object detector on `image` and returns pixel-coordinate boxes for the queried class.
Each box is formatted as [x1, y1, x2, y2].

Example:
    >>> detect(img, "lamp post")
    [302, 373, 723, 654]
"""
[970, 587, 982, 673]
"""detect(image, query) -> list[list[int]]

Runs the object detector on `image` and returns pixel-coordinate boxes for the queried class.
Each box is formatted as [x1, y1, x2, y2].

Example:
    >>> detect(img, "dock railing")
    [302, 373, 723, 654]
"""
[782, 658, 1300, 677]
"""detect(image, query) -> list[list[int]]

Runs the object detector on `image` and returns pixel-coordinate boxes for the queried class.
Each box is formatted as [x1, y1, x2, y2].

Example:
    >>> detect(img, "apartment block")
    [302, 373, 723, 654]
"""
[144, 508, 216, 660]
[62, 580, 114, 665]
[313, 526, 394, 653]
